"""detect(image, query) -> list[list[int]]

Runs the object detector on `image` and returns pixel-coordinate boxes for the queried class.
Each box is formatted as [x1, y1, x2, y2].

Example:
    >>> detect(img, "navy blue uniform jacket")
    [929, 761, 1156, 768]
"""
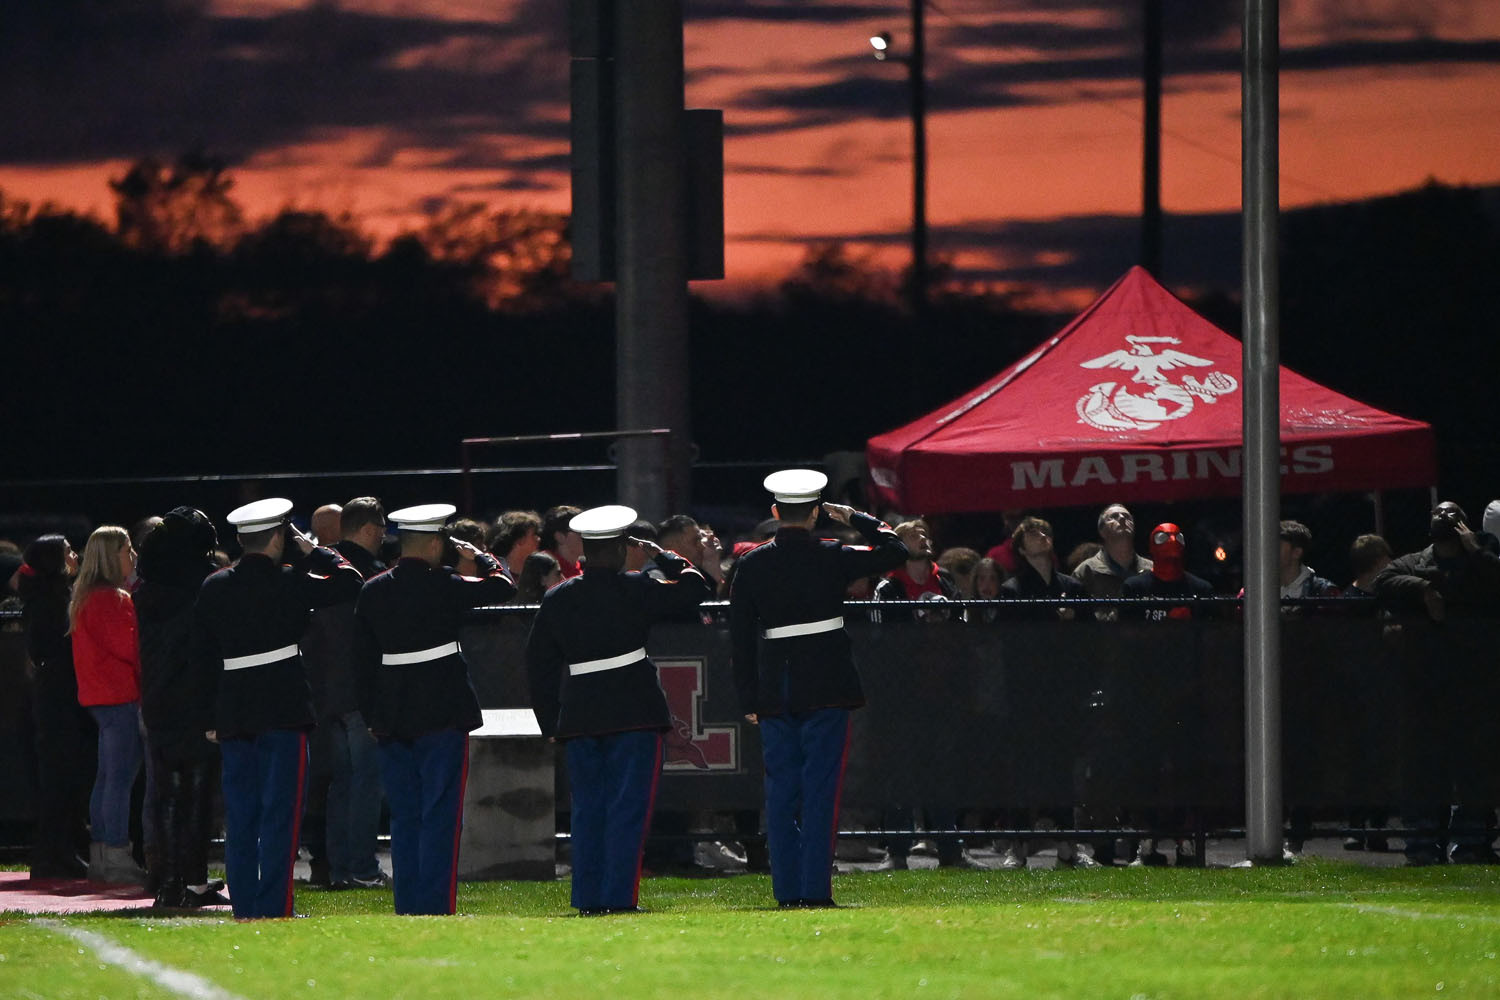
[354, 553, 516, 740]
[730, 513, 907, 718]
[525, 552, 709, 740]
[193, 547, 363, 738]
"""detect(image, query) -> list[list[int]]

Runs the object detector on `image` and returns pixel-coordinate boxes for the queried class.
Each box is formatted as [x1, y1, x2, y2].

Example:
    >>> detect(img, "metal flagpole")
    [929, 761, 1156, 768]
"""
[1242, 0, 1283, 864]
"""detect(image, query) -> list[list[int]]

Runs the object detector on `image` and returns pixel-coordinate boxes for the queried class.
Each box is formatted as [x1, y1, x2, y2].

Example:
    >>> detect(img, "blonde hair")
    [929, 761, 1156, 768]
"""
[68, 525, 131, 633]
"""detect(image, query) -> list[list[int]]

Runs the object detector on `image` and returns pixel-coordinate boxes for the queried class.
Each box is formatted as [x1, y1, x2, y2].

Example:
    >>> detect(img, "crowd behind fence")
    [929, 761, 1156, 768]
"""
[5, 601, 1494, 840]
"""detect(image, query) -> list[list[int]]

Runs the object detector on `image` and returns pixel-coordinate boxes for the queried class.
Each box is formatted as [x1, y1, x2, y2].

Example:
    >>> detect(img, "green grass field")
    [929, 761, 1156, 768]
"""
[4, 862, 1500, 999]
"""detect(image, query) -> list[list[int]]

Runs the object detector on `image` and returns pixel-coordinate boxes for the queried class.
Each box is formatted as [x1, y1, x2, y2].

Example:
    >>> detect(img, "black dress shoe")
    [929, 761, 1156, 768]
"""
[777, 899, 805, 909]
[183, 886, 232, 907]
[799, 898, 838, 908]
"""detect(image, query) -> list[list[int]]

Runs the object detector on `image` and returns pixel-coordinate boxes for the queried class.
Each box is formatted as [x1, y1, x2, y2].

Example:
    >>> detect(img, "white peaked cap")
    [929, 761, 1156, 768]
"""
[227, 498, 294, 534]
[389, 503, 457, 533]
[570, 505, 638, 539]
[763, 469, 828, 504]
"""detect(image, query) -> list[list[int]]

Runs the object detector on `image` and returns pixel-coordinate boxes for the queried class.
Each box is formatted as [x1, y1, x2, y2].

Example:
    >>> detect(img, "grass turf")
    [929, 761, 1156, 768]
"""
[3, 861, 1499, 999]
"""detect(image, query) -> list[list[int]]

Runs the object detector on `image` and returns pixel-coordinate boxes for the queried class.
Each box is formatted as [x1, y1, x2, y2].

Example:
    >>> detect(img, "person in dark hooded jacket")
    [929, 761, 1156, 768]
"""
[136, 508, 229, 908]
[17, 535, 94, 879]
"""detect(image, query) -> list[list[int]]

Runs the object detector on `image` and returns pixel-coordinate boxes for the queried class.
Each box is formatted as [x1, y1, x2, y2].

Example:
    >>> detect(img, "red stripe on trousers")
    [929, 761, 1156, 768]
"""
[284, 732, 309, 918]
[826, 716, 852, 867]
[446, 737, 470, 914]
[630, 734, 664, 907]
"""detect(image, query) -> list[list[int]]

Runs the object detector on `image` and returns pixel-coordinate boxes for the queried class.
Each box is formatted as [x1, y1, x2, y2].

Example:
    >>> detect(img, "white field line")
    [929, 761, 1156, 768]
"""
[39, 920, 251, 1000]
[1335, 903, 1500, 925]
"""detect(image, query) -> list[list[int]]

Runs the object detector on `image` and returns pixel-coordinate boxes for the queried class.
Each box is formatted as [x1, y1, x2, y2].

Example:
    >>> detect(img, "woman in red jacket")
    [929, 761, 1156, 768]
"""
[69, 525, 149, 884]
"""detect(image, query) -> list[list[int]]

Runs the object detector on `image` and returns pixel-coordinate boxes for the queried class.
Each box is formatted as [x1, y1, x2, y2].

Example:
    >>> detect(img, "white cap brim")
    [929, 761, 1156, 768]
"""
[764, 469, 828, 504]
[228, 498, 294, 534]
[389, 503, 457, 532]
[570, 504, 638, 539]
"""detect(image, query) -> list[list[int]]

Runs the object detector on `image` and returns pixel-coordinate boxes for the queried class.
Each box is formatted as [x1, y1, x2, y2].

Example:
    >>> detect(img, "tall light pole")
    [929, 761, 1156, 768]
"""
[1142, 0, 1163, 277]
[1242, 0, 1283, 866]
[870, 0, 928, 314]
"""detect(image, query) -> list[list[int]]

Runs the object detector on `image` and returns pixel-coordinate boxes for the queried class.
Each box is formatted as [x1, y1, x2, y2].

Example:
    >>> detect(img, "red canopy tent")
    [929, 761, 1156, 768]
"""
[867, 267, 1436, 514]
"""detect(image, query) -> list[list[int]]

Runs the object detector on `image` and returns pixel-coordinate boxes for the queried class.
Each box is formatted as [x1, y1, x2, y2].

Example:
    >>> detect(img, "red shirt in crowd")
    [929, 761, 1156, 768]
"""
[546, 550, 582, 580]
[884, 564, 947, 599]
[70, 586, 141, 707]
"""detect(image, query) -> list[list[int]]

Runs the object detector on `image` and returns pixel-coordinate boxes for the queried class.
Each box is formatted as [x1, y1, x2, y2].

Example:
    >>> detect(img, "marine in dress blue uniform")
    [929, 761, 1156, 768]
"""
[193, 498, 363, 919]
[354, 503, 516, 915]
[729, 471, 907, 908]
[525, 505, 710, 915]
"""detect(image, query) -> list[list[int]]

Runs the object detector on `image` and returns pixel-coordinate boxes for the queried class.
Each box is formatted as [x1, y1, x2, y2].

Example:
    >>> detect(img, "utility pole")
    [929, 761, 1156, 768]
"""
[909, 0, 928, 313]
[613, 1, 692, 518]
[1242, 0, 1284, 866]
[569, 1, 723, 519]
[871, 0, 928, 313]
[1141, 0, 1163, 276]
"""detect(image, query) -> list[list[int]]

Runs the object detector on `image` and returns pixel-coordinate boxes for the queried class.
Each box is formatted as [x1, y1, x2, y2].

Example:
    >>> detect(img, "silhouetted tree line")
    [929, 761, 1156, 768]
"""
[2, 155, 1496, 514]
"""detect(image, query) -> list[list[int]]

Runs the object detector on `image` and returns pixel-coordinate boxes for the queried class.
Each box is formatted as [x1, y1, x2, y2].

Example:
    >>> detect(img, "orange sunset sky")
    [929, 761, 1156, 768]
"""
[2, 0, 1498, 299]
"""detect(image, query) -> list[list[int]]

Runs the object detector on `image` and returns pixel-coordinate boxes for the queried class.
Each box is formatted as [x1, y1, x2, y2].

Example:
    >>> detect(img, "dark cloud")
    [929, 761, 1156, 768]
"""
[687, 1, 894, 24]
[0, 0, 1495, 199]
[732, 208, 1243, 290]
[725, 163, 857, 177]
[0, 3, 568, 165]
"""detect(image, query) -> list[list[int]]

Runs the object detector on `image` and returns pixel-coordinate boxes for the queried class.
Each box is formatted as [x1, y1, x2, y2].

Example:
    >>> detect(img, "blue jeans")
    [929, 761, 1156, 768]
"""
[87, 702, 143, 846]
[324, 710, 384, 882]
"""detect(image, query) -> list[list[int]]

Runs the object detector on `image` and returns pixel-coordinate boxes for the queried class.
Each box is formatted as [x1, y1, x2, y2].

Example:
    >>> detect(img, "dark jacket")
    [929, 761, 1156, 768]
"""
[302, 540, 386, 720]
[18, 570, 76, 706]
[193, 548, 363, 738]
[354, 553, 516, 740]
[137, 578, 216, 759]
[998, 559, 1088, 621]
[1122, 570, 1216, 620]
[1374, 542, 1500, 619]
[730, 512, 907, 718]
[18, 570, 71, 673]
[871, 565, 962, 622]
[525, 552, 710, 740]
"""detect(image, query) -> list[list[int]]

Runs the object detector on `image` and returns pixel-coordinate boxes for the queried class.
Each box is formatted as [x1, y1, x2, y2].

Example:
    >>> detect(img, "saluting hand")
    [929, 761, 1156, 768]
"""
[628, 536, 663, 557]
[450, 537, 484, 562]
[822, 503, 855, 525]
[288, 525, 316, 556]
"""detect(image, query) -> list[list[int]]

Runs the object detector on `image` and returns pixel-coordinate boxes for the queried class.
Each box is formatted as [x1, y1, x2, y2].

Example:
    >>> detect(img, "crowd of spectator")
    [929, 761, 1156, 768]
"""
[2, 492, 1498, 896]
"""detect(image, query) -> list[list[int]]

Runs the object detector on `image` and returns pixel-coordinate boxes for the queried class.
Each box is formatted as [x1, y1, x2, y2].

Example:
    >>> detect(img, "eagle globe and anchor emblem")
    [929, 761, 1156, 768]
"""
[1076, 335, 1239, 431]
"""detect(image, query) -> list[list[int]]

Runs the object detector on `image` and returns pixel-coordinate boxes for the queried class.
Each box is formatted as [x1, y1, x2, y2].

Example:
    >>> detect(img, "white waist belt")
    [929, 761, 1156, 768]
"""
[382, 641, 461, 665]
[568, 647, 647, 676]
[223, 644, 299, 671]
[763, 616, 844, 640]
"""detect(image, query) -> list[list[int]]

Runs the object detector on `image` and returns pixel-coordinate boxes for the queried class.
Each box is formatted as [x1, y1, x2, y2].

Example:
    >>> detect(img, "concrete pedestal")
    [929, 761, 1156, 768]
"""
[459, 710, 555, 881]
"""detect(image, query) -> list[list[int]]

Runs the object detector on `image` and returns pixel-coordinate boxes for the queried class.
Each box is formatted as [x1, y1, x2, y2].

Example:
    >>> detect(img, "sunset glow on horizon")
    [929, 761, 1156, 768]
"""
[3, 0, 1497, 303]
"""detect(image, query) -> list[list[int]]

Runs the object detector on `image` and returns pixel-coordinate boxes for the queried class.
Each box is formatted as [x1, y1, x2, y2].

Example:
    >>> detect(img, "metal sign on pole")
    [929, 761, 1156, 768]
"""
[1242, 0, 1284, 865]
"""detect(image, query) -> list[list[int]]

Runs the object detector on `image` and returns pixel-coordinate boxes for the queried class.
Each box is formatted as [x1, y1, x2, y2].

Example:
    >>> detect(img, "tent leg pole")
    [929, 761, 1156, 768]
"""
[1373, 491, 1385, 537]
